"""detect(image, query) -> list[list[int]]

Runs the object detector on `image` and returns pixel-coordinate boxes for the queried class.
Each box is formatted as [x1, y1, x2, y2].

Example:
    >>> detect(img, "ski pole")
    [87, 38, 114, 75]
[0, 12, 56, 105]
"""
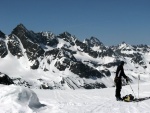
[128, 82, 136, 99]
[138, 75, 140, 100]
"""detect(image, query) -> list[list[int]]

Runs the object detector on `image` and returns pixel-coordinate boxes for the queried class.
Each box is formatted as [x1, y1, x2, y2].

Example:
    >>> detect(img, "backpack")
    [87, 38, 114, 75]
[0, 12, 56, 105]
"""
[122, 94, 134, 102]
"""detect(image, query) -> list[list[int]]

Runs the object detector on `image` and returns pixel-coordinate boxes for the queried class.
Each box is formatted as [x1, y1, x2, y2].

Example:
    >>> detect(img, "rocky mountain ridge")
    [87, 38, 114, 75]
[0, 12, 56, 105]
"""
[0, 24, 150, 89]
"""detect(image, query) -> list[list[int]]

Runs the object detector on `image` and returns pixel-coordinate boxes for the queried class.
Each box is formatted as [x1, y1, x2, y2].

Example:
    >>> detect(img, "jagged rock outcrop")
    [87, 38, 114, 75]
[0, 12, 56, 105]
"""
[58, 32, 76, 46]
[0, 72, 14, 85]
[8, 34, 23, 57]
[70, 61, 105, 78]
[84, 37, 105, 49]
[0, 31, 8, 58]
[11, 24, 45, 61]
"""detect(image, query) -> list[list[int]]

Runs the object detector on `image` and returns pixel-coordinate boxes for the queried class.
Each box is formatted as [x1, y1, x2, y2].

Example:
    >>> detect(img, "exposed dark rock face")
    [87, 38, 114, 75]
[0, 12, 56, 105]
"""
[99, 48, 115, 57]
[39, 32, 59, 46]
[30, 60, 40, 69]
[75, 40, 99, 58]
[45, 49, 59, 57]
[84, 37, 105, 48]
[103, 61, 120, 68]
[58, 32, 75, 46]
[12, 78, 31, 88]
[0, 72, 14, 85]
[84, 82, 106, 89]
[70, 61, 105, 78]
[8, 34, 23, 57]
[0, 31, 8, 58]
[54, 49, 77, 71]
[11, 24, 45, 61]
[101, 69, 111, 77]
[0, 40, 8, 58]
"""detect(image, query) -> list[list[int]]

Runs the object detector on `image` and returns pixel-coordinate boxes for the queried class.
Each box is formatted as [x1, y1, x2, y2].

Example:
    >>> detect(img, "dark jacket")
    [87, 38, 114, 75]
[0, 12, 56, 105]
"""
[115, 64, 127, 83]
[116, 64, 127, 79]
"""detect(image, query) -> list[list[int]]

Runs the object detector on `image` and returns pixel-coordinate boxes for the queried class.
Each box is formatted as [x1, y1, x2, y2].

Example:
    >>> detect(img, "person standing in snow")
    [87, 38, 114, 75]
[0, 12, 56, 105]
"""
[114, 61, 129, 101]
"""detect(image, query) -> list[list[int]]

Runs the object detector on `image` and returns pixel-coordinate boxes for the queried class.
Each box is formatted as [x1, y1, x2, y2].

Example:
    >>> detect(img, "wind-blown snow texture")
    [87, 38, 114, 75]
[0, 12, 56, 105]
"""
[0, 24, 150, 89]
[0, 85, 45, 113]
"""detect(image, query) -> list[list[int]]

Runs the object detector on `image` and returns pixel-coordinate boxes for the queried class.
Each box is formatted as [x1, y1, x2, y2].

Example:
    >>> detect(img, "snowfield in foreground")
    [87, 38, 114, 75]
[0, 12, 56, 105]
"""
[0, 85, 45, 113]
[1, 82, 150, 113]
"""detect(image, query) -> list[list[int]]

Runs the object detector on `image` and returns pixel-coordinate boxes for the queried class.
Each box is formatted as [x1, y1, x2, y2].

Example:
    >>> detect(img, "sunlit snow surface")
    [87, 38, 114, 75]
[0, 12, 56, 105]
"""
[1, 82, 150, 113]
[0, 85, 45, 113]
[34, 82, 150, 113]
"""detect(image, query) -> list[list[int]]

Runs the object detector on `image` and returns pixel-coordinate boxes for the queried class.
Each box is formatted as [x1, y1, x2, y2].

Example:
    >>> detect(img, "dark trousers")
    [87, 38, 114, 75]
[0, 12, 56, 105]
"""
[115, 80, 122, 98]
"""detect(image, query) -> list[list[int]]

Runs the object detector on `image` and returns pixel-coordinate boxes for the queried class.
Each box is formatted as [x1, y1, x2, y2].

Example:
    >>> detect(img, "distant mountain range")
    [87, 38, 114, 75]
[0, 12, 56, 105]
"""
[0, 24, 150, 89]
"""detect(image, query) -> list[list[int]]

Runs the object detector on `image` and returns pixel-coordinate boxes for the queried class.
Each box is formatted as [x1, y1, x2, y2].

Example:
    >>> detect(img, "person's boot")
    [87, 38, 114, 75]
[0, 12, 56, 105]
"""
[116, 97, 123, 101]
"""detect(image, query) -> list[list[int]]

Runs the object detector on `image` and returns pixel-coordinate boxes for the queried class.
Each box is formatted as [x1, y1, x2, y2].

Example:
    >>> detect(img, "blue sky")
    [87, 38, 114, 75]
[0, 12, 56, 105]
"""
[0, 0, 150, 46]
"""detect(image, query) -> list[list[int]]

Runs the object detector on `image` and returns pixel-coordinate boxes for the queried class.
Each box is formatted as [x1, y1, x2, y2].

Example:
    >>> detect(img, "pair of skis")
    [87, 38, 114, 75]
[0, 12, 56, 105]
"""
[125, 75, 150, 102]
[124, 75, 140, 102]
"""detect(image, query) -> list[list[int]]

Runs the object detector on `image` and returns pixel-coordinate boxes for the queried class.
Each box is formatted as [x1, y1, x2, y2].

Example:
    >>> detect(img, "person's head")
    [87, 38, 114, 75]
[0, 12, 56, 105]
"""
[120, 61, 125, 66]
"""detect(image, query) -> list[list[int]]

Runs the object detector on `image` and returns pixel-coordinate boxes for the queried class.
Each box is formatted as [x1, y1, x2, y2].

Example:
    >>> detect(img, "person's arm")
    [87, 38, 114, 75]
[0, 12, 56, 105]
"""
[122, 67, 129, 82]
[122, 67, 127, 78]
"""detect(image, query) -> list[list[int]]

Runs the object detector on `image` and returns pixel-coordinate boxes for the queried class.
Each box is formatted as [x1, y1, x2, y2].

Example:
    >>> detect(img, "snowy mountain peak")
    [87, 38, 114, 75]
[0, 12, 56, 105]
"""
[10, 24, 30, 40]
[64, 31, 71, 37]
[59, 31, 71, 38]
[83, 36, 104, 47]
[90, 36, 104, 46]
[58, 32, 76, 45]
[17, 23, 27, 30]
[41, 31, 55, 39]
[118, 42, 133, 49]
[13, 23, 28, 33]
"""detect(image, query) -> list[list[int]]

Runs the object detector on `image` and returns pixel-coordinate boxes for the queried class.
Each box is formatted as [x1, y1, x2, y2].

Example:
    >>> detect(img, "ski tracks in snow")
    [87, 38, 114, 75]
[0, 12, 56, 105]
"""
[87, 99, 150, 113]
[34, 83, 150, 113]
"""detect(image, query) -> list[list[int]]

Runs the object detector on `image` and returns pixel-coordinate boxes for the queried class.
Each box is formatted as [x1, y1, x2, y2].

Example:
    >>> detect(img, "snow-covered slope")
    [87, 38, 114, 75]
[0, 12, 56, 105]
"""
[34, 81, 150, 113]
[1, 81, 150, 113]
[0, 85, 45, 113]
[0, 24, 150, 89]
